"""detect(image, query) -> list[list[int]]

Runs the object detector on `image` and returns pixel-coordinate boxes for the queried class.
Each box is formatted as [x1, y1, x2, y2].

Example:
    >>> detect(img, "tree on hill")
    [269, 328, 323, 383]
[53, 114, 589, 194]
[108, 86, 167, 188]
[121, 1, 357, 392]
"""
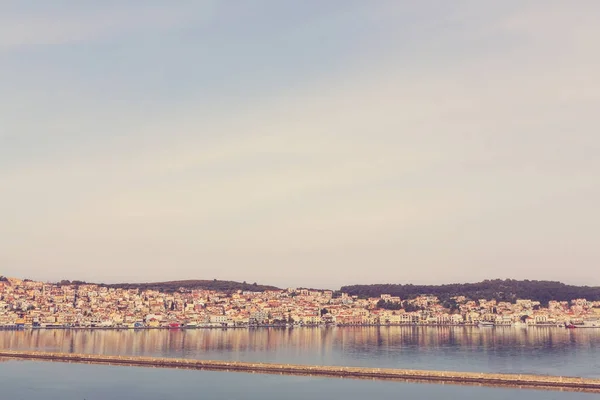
[376, 299, 403, 310]
[101, 279, 279, 293]
[340, 279, 600, 305]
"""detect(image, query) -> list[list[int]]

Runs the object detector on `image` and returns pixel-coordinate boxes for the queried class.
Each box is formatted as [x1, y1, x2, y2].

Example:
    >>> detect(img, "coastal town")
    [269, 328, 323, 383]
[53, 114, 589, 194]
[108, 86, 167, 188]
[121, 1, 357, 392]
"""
[1, 276, 599, 329]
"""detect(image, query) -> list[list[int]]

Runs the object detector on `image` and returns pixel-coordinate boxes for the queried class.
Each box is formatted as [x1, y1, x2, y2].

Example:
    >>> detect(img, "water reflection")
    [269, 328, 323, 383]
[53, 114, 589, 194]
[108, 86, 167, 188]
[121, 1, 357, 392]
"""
[1, 327, 599, 377]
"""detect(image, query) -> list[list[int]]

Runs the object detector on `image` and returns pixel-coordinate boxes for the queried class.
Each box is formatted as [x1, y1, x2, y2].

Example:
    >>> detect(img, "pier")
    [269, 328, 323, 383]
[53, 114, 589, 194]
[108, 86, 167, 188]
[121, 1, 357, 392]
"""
[1, 350, 600, 393]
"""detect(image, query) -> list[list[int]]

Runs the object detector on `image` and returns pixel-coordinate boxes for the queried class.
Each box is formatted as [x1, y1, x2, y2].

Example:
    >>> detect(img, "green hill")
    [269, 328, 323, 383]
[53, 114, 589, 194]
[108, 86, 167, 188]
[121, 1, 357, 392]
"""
[341, 279, 600, 305]
[100, 279, 280, 293]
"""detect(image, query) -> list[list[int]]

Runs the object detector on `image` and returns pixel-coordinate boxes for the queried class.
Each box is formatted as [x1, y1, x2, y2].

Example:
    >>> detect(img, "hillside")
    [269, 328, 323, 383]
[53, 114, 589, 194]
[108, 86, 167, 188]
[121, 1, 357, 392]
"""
[92, 279, 279, 293]
[341, 279, 600, 305]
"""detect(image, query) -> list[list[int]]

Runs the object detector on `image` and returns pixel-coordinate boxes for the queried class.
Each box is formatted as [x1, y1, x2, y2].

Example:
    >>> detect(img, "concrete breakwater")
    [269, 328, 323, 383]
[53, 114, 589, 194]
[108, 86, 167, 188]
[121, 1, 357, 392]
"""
[1, 350, 600, 393]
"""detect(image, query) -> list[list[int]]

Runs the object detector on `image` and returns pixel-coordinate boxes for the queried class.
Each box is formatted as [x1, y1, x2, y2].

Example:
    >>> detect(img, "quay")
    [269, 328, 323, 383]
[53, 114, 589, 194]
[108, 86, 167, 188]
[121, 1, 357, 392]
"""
[1, 350, 599, 393]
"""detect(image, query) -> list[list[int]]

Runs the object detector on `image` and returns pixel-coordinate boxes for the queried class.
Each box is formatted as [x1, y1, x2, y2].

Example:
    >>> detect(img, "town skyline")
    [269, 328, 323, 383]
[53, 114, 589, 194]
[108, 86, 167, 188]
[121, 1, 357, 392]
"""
[2, 274, 600, 330]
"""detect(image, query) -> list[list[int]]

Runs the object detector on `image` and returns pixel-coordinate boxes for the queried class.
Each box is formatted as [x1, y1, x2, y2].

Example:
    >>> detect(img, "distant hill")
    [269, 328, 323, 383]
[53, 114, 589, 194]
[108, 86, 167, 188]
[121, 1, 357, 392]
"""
[99, 279, 280, 293]
[341, 279, 600, 305]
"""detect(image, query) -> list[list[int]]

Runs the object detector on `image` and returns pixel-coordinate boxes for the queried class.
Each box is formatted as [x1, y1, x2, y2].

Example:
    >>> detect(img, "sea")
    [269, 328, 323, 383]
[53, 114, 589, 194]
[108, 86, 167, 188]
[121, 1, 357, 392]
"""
[1, 326, 599, 399]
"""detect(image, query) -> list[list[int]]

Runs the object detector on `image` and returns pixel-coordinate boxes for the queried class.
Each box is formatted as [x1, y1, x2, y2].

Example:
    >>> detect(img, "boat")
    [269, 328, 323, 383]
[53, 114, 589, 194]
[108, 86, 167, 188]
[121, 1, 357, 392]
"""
[568, 320, 600, 328]
[478, 321, 495, 327]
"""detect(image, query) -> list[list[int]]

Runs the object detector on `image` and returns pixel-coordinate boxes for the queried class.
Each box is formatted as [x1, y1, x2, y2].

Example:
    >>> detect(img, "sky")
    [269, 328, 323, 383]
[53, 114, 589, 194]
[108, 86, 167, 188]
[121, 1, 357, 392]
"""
[1, 1, 599, 289]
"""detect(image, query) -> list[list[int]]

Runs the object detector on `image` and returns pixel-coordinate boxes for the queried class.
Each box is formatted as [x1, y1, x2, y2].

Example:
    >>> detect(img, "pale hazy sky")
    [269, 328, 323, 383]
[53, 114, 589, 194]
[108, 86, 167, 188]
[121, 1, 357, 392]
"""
[1, 1, 599, 288]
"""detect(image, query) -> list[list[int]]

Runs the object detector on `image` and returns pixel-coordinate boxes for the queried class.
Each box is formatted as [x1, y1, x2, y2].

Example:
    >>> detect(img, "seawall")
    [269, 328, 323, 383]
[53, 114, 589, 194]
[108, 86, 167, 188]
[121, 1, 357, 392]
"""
[1, 350, 599, 393]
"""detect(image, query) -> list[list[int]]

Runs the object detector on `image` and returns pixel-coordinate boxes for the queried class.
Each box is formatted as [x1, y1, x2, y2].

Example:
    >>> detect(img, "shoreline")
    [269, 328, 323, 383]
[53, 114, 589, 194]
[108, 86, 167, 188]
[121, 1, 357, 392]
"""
[1, 350, 599, 393]
[0, 323, 580, 331]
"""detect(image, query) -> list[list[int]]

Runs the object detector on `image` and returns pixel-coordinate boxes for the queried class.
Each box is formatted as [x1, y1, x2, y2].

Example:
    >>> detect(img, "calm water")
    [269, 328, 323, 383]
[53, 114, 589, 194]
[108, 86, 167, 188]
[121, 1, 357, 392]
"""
[0, 361, 598, 400]
[2, 326, 600, 399]
[2, 326, 600, 377]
